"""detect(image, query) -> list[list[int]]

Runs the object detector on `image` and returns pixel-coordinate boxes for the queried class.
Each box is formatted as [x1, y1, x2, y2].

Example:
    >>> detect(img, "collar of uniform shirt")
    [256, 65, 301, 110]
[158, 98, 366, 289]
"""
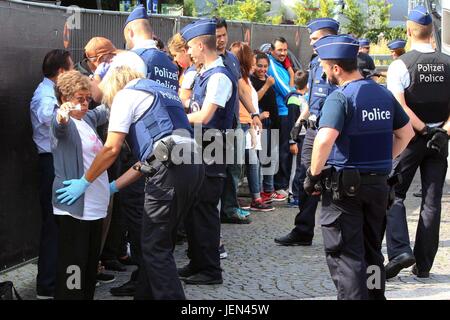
[200, 57, 224, 74]
[133, 39, 158, 50]
[411, 42, 434, 53]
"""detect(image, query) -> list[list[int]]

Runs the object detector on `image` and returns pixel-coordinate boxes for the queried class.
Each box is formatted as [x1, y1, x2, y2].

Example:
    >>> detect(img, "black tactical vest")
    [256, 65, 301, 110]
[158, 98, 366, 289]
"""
[400, 50, 450, 123]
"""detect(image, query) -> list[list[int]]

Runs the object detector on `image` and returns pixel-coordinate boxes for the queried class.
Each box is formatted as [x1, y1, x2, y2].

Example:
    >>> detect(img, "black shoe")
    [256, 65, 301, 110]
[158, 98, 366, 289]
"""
[36, 288, 54, 300]
[220, 214, 251, 224]
[274, 233, 312, 246]
[96, 272, 116, 284]
[102, 259, 127, 272]
[385, 253, 416, 279]
[411, 264, 430, 278]
[178, 264, 197, 279]
[182, 273, 223, 285]
[110, 280, 137, 297]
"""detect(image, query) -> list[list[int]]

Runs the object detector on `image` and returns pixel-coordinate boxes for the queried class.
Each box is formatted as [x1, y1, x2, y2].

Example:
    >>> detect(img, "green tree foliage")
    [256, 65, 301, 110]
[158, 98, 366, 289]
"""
[318, 0, 335, 18]
[209, 0, 270, 23]
[367, 0, 392, 29]
[293, 0, 336, 26]
[183, 0, 197, 16]
[293, 0, 319, 25]
[342, 0, 367, 37]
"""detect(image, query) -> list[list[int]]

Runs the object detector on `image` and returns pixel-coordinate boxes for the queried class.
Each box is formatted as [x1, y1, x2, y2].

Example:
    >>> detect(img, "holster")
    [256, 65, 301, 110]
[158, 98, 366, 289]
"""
[322, 167, 361, 200]
[133, 136, 177, 176]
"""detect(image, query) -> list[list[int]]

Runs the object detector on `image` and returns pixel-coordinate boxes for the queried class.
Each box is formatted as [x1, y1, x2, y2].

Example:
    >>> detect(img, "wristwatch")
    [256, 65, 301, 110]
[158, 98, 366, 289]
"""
[251, 113, 260, 119]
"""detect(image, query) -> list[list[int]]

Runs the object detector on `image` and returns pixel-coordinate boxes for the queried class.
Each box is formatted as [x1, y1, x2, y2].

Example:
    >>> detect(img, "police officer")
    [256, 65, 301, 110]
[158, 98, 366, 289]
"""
[124, 5, 179, 92]
[387, 39, 407, 60]
[304, 34, 414, 300]
[55, 65, 203, 300]
[275, 18, 339, 246]
[385, 5, 450, 279]
[177, 19, 237, 285]
[109, 4, 182, 297]
[357, 39, 376, 78]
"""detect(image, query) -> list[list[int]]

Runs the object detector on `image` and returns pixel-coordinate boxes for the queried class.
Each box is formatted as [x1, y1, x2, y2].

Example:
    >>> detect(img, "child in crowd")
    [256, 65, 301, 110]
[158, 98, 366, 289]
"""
[286, 70, 309, 207]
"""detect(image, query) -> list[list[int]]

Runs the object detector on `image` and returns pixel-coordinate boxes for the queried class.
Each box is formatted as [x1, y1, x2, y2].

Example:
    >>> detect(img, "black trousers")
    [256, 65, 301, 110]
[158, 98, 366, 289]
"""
[386, 135, 448, 272]
[135, 162, 204, 300]
[55, 215, 103, 300]
[36, 153, 59, 296]
[120, 176, 145, 281]
[185, 175, 225, 279]
[291, 136, 305, 200]
[292, 129, 320, 241]
[274, 115, 293, 190]
[321, 183, 388, 300]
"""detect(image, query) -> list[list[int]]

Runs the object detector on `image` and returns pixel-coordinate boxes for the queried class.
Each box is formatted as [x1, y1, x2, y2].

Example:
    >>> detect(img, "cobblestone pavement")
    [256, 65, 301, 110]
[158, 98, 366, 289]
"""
[2, 174, 450, 300]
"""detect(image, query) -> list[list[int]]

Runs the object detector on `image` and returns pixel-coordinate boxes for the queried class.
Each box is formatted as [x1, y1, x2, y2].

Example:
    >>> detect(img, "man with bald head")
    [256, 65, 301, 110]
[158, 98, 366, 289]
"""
[124, 4, 179, 92]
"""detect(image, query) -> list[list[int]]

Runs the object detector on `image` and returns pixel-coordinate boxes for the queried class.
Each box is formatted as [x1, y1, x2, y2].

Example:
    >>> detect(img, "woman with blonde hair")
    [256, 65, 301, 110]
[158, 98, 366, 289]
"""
[51, 70, 110, 299]
[56, 65, 204, 300]
[167, 33, 198, 108]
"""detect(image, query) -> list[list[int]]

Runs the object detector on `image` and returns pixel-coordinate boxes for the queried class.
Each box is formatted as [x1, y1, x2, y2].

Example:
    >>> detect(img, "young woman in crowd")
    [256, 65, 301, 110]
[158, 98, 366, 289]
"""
[250, 51, 286, 204]
[229, 42, 274, 212]
[167, 33, 198, 109]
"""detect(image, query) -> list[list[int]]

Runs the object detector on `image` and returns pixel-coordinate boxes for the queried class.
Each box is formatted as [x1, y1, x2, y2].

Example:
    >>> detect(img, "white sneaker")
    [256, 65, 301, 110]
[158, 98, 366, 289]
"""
[219, 245, 228, 259]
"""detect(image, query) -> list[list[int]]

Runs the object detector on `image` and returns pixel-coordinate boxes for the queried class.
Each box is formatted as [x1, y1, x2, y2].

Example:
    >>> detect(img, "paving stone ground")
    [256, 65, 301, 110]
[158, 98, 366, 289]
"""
[2, 173, 450, 300]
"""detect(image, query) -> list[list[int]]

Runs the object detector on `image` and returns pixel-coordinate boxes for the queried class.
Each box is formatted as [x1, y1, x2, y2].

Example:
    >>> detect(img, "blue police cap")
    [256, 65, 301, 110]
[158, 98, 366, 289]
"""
[125, 4, 148, 27]
[408, 5, 432, 25]
[387, 39, 407, 50]
[306, 18, 339, 34]
[313, 34, 359, 60]
[181, 19, 216, 43]
[358, 38, 370, 47]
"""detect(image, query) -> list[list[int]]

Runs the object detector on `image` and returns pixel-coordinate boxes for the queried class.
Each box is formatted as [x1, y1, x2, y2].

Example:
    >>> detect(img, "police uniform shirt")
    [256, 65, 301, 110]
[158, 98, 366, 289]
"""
[221, 51, 242, 81]
[132, 39, 159, 51]
[108, 79, 155, 134]
[386, 42, 443, 126]
[319, 89, 410, 134]
[105, 51, 148, 79]
[199, 57, 233, 108]
[181, 69, 197, 90]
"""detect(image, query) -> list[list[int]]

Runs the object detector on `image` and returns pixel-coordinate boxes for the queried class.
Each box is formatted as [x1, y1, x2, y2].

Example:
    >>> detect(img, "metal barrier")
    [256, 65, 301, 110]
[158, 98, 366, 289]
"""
[371, 54, 393, 72]
[0, 0, 314, 270]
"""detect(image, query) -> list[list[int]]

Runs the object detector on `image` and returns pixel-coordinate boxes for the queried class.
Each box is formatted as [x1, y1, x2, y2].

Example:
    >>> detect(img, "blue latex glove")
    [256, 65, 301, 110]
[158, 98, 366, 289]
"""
[94, 62, 111, 79]
[109, 180, 119, 195]
[56, 175, 91, 205]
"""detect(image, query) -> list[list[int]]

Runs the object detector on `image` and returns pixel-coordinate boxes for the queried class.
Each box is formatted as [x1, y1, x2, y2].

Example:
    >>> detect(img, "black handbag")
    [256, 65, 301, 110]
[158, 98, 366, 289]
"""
[0, 281, 22, 300]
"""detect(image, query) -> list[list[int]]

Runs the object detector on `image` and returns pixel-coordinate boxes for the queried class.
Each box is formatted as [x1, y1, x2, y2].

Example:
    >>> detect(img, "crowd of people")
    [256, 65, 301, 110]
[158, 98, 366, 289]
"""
[29, 3, 449, 300]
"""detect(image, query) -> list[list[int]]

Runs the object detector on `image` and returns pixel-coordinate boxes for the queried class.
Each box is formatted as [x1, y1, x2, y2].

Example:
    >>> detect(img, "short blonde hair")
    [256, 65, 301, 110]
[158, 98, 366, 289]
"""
[99, 65, 144, 107]
[167, 33, 187, 55]
[55, 70, 90, 104]
[407, 20, 433, 41]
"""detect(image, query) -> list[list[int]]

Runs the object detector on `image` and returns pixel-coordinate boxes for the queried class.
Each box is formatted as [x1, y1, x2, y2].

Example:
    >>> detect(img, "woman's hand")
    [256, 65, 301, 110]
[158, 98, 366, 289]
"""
[266, 76, 275, 87]
[260, 111, 270, 120]
[249, 127, 257, 149]
[56, 102, 74, 124]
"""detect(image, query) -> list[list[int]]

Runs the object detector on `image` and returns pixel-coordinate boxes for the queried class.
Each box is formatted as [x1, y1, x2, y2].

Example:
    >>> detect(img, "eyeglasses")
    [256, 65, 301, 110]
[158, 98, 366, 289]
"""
[74, 96, 92, 104]
[256, 64, 268, 68]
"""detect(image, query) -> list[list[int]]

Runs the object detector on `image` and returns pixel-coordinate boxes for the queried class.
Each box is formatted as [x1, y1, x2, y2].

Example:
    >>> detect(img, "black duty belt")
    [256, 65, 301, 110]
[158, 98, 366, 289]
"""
[359, 173, 388, 185]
